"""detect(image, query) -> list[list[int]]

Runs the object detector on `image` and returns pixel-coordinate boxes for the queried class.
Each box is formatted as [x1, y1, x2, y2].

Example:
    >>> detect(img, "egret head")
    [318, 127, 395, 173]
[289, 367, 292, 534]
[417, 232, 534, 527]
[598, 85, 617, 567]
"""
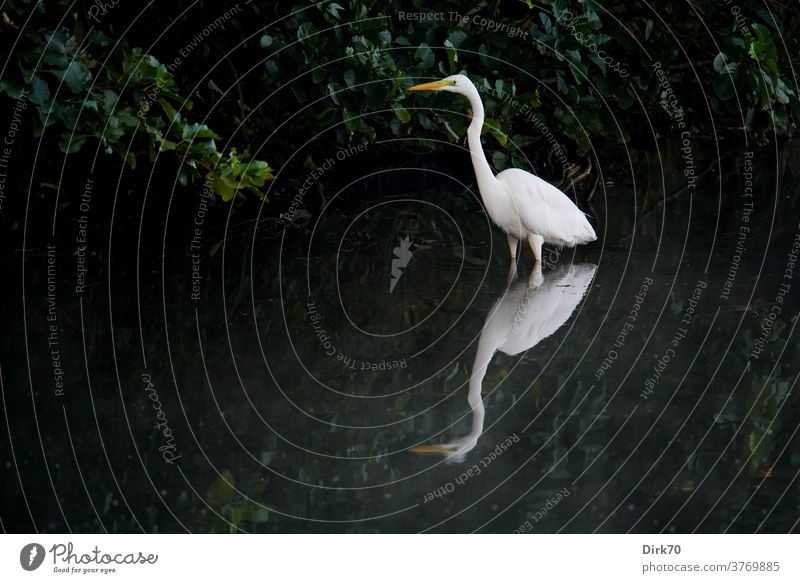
[407, 74, 475, 96]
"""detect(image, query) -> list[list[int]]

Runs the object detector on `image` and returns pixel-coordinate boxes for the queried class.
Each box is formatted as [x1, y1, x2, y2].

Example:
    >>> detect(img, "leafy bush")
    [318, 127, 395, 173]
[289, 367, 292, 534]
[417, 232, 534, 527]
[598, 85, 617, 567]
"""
[0, 1, 273, 200]
[1, 0, 797, 202]
[250, 0, 798, 171]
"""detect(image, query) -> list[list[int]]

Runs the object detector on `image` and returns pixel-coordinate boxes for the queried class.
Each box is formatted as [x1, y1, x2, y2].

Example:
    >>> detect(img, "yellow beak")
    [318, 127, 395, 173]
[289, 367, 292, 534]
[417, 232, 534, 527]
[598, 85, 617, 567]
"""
[407, 79, 453, 91]
[409, 444, 453, 454]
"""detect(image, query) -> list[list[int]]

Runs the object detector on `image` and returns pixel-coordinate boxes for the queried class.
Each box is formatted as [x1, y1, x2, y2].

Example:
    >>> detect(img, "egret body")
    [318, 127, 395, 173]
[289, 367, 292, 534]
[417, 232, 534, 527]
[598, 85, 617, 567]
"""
[408, 75, 597, 263]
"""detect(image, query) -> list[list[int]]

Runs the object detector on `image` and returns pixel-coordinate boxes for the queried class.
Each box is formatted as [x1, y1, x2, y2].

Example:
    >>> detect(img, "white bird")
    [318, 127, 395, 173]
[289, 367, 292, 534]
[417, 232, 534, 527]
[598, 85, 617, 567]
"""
[408, 74, 597, 263]
[411, 262, 597, 461]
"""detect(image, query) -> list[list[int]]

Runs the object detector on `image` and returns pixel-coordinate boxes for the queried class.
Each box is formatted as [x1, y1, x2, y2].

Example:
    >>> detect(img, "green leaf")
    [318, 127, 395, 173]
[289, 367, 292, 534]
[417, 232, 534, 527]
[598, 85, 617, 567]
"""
[29, 76, 50, 106]
[645, 20, 654, 41]
[417, 112, 433, 131]
[251, 508, 270, 523]
[58, 134, 87, 154]
[393, 105, 410, 123]
[103, 89, 119, 112]
[774, 80, 791, 105]
[243, 160, 274, 186]
[265, 60, 279, 77]
[186, 140, 218, 157]
[312, 68, 326, 84]
[415, 44, 434, 69]
[159, 139, 178, 152]
[714, 75, 734, 100]
[0, 78, 24, 99]
[206, 471, 236, 507]
[87, 30, 112, 46]
[447, 31, 467, 49]
[181, 123, 221, 140]
[326, 2, 345, 18]
[484, 118, 507, 147]
[443, 120, 461, 141]
[493, 151, 509, 170]
[444, 40, 457, 74]
[327, 82, 341, 106]
[539, 13, 553, 35]
[713, 52, 727, 74]
[378, 30, 392, 44]
[61, 60, 92, 93]
[556, 72, 569, 95]
[159, 98, 180, 123]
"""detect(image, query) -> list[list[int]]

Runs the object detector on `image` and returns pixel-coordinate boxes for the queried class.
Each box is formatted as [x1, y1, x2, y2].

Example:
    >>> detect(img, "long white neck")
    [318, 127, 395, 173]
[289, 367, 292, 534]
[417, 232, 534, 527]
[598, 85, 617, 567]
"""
[464, 86, 498, 193]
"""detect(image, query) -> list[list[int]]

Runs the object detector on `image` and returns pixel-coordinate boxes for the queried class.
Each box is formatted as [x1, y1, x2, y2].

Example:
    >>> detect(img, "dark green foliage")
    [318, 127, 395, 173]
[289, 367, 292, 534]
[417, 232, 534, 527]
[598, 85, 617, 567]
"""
[0, 1, 273, 200]
[0, 0, 797, 201]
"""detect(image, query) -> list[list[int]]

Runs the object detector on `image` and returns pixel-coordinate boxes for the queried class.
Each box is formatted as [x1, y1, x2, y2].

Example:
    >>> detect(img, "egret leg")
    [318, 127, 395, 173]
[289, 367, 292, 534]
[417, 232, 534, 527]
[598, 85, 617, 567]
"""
[507, 234, 518, 261]
[529, 260, 544, 289]
[528, 234, 544, 263]
[506, 262, 518, 286]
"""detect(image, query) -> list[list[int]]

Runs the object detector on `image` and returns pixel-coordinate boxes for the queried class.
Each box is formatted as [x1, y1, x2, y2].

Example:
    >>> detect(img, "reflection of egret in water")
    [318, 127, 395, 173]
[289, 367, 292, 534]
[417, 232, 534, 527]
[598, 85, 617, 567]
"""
[412, 262, 597, 462]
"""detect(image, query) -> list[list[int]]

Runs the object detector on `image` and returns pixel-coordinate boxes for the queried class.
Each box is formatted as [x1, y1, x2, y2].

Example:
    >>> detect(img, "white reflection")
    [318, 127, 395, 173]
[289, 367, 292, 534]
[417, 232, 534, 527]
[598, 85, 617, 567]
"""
[412, 262, 597, 462]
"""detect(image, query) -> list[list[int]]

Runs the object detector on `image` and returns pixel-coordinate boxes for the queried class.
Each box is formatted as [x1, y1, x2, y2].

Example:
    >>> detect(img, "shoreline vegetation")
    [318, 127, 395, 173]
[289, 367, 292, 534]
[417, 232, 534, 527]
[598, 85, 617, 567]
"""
[0, 0, 796, 225]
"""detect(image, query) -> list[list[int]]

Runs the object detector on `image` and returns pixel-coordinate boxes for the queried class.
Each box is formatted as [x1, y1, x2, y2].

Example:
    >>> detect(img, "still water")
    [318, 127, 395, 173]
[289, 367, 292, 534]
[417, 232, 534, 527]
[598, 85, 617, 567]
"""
[1, 146, 799, 533]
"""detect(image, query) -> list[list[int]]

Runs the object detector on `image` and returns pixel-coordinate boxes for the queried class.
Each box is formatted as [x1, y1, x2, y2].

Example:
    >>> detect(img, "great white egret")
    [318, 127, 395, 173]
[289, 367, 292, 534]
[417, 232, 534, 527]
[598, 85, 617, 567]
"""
[411, 262, 597, 461]
[408, 74, 597, 263]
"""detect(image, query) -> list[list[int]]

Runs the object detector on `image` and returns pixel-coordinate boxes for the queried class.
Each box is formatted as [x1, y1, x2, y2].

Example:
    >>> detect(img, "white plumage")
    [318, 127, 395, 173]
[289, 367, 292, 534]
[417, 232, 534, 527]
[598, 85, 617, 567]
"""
[495, 168, 597, 246]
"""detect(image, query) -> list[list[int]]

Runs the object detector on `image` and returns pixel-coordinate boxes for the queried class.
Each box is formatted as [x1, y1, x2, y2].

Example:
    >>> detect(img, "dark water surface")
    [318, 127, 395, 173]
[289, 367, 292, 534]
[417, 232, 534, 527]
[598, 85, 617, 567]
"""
[1, 146, 799, 533]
